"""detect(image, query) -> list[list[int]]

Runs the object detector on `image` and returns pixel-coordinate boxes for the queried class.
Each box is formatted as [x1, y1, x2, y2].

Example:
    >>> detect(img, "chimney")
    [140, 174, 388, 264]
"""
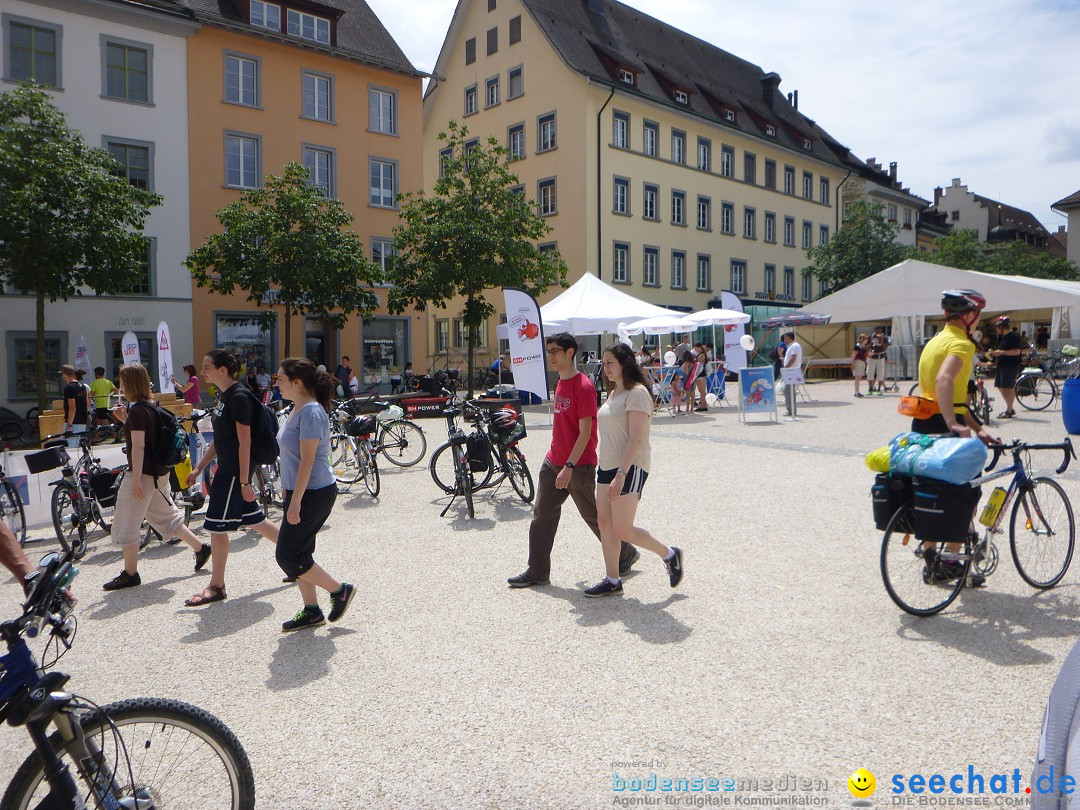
[889, 162, 897, 182]
[586, 0, 604, 15]
[792, 89, 798, 110]
[934, 186, 942, 205]
[760, 72, 781, 109]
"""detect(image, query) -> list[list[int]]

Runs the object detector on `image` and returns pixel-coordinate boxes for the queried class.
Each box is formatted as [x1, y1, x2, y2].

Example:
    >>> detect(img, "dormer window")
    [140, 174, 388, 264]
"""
[287, 9, 330, 44]
[765, 125, 776, 137]
[619, 69, 634, 85]
[802, 138, 812, 150]
[251, 0, 281, 30]
[723, 109, 735, 122]
[674, 89, 688, 104]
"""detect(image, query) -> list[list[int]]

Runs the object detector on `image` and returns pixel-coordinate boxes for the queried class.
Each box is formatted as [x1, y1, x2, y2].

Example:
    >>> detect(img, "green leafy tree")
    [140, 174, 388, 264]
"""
[0, 86, 162, 410]
[186, 162, 382, 357]
[921, 229, 1080, 280]
[390, 120, 568, 395]
[802, 200, 911, 292]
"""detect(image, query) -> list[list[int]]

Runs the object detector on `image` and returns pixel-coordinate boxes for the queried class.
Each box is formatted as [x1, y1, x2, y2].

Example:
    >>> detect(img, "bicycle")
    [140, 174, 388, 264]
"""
[331, 415, 381, 498]
[0, 451, 26, 547]
[880, 438, 1076, 616]
[330, 397, 427, 468]
[428, 392, 475, 519]
[429, 400, 533, 504]
[1015, 367, 1058, 411]
[0, 547, 255, 809]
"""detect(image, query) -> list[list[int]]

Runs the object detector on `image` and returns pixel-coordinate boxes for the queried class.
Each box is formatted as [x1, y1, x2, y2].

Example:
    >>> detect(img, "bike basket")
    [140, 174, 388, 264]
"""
[25, 446, 70, 474]
[466, 433, 490, 473]
[911, 477, 982, 543]
[89, 468, 124, 508]
[346, 415, 377, 437]
[871, 473, 913, 531]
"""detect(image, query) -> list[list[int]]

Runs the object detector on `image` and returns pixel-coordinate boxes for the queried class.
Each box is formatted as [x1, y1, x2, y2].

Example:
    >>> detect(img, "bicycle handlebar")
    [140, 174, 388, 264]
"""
[984, 438, 1074, 475]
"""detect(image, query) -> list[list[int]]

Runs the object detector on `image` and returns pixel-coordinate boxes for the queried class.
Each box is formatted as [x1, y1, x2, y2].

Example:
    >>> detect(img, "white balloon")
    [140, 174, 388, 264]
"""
[620, 337, 632, 348]
[616, 322, 629, 339]
[664, 351, 677, 366]
[705, 393, 718, 406]
[739, 334, 755, 351]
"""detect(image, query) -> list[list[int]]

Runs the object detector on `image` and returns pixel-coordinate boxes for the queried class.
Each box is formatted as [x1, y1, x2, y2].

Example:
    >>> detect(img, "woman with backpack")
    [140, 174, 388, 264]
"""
[184, 349, 279, 606]
[103, 364, 211, 591]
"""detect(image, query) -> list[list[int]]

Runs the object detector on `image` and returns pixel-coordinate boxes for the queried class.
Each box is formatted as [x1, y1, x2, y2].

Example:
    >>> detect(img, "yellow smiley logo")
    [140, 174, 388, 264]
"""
[848, 768, 876, 798]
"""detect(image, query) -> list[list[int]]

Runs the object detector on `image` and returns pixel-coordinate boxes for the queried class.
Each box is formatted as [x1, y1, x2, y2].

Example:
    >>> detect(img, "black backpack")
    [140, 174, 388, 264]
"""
[768, 344, 781, 363]
[136, 402, 188, 470]
[245, 389, 280, 466]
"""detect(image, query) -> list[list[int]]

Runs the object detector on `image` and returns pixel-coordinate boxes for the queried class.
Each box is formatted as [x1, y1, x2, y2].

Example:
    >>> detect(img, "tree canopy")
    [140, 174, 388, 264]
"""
[185, 162, 383, 357]
[389, 120, 568, 393]
[802, 201, 909, 293]
[920, 229, 1080, 280]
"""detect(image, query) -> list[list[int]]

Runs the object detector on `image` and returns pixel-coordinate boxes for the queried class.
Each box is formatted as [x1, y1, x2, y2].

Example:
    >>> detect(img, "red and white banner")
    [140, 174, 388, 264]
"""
[156, 321, 173, 396]
[73, 335, 91, 373]
[121, 331, 141, 367]
[503, 287, 549, 403]
[720, 291, 748, 372]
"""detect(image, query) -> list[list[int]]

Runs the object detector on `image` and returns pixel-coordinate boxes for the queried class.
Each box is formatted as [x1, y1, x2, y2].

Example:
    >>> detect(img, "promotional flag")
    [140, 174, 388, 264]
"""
[73, 335, 91, 373]
[503, 287, 549, 403]
[720, 291, 748, 372]
[157, 321, 173, 396]
[121, 331, 141, 366]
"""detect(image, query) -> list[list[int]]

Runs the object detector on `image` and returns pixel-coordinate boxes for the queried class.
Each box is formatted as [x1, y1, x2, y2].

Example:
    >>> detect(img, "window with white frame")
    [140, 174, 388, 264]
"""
[613, 111, 629, 149]
[764, 264, 775, 293]
[671, 251, 686, 289]
[802, 271, 812, 301]
[538, 178, 556, 215]
[613, 242, 629, 283]
[784, 267, 795, 298]
[225, 133, 259, 189]
[819, 225, 829, 245]
[720, 145, 734, 178]
[784, 165, 795, 195]
[764, 212, 776, 243]
[671, 191, 685, 226]
[643, 247, 658, 286]
[724, 109, 735, 122]
[7, 18, 60, 87]
[538, 113, 556, 151]
[697, 196, 710, 230]
[643, 121, 658, 157]
[743, 207, 756, 239]
[103, 39, 150, 103]
[697, 137, 710, 171]
[369, 87, 396, 134]
[819, 278, 828, 297]
[696, 255, 710, 291]
[671, 130, 686, 164]
[287, 9, 330, 43]
[486, 76, 500, 107]
[302, 72, 332, 121]
[674, 89, 688, 105]
[225, 54, 258, 106]
[619, 68, 634, 85]
[464, 85, 478, 115]
[802, 220, 812, 249]
[643, 184, 658, 220]
[744, 152, 756, 184]
[802, 171, 813, 200]
[784, 216, 795, 246]
[370, 158, 396, 207]
[903, 208, 912, 227]
[730, 260, 746, 294]
[436, 320, 449, 352]
[721, 202, 734, 235]
[371, 238, 395, 278]
[508, 66, 523, 98]
[250, 1, 280, 30]
[764, 159, 776, 189]
[508, 123, 525, 159]
[819, 177, 830, 205]
[438, 147, 452, 178]
[613, 177, 629, 215]
[766, 124, 776, 137]
[887, 203, 898, 222]
[302, 145, 334, 198]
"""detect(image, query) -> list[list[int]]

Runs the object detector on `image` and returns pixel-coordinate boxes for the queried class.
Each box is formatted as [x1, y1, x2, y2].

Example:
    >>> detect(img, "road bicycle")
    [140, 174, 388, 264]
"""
[1015, 367, 1058, 411]
[880, 438, 1075, 616]
[0, 547, 255, 809]
[428, 393, 475, 519]
[0, 450, 26, 547]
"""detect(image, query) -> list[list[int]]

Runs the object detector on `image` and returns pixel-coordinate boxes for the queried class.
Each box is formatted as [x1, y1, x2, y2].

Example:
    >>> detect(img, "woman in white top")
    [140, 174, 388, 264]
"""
[586, 343, 684, 597]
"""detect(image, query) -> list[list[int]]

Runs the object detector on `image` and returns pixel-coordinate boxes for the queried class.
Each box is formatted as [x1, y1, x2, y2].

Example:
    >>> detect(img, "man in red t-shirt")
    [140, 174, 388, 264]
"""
[508, 333, 638, 587]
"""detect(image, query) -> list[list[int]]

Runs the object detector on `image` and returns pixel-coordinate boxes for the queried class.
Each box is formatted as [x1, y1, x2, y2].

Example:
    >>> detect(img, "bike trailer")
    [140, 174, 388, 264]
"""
[911, 476, 982, 543]
[25, 446, 69, 474]
[871, 473, 913, 531]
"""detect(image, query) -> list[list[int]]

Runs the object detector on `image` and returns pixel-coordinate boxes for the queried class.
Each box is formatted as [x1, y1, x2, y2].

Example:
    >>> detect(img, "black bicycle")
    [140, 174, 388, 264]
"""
[428, 393, 475, 519]
[0, 455, 26, 547]
[0, 547, 255, 809]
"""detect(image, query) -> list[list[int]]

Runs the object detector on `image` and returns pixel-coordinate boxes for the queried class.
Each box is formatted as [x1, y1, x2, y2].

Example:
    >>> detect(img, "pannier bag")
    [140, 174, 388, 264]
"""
[888, 432, 988, 485]
[466, 432, 490, 473]
[871, 473, 913, 531]
[88, 468, 124, 508]
[912, 476, 982, 543]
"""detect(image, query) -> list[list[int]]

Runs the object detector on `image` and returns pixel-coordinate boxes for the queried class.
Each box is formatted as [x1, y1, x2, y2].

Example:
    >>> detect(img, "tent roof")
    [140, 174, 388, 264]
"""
[802, 259, 1080, 322]
[539, 273, 674, 335]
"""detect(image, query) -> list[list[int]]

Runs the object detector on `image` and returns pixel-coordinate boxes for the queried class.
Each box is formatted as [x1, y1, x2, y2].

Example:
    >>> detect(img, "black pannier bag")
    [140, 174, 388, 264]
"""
[871, 473, 913, 531]
[466, 432, 490, 473]
[912, 476, 982, 543]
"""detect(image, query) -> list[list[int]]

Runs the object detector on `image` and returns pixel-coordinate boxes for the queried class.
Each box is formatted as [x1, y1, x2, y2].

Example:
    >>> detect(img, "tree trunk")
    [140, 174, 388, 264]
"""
[283, 302, 292, 359]
[466, 293, 475, 399]
[35, 291, 47, 414]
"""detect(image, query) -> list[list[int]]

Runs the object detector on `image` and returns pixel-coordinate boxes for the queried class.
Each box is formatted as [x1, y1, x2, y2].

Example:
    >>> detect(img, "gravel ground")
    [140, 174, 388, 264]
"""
[3, 380, 1079, 807]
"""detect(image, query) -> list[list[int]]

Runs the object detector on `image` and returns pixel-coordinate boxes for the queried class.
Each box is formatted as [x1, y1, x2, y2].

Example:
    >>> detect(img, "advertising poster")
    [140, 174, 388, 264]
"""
[738, 367, 776, 422]
[720, 291, 748, 372]
[73, 335, 91, 373]
[121, 331, 141, 366]
[157, 321, 173, 396]
[503, 287, 549, 403]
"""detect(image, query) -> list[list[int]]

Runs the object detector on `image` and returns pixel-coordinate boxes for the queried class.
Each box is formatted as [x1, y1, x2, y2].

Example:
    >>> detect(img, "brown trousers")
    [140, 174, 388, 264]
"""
[527, 458, 634, 579]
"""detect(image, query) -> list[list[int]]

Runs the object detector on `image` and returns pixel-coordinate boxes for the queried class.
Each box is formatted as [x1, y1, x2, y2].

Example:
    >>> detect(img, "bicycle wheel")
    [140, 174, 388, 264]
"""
[254, 463, 283, 513]
[332, 436, 362, 485]
[1016, 374, 1057, 411]
[979, 389, 991, 426]
[379, 420, 427, 467]
[358, 442, 380, 498]
[51, 483, 88, 560]
[1, 697, 255, 810]
[0, 478, 26, 547]
[457, 444, 475, 519]
[503, 445, 535, 503]
[429, 442, 458, 494]
[1010, 477, 1075, 588]
[880, 502, 968, 616]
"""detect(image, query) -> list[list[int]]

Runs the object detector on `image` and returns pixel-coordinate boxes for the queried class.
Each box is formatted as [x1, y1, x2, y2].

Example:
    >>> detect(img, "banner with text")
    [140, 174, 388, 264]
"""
[121, 331, 141, 366]
[74, 335, 91, 373]
[503, 287, 549, 403]
[720, 291, 748, 373]
[157, 321, 173, 396]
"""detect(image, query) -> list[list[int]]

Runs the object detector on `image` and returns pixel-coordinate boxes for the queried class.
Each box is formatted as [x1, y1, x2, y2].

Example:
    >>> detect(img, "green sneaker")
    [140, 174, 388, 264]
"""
[281, 606, 325, 632]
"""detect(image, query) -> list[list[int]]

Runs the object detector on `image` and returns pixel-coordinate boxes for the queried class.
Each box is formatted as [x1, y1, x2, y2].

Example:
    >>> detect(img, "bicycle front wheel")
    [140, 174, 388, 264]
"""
[429, 442, 460, 494]
[1016, 374, 1057, 411]
[359, 443, 381, 498]
[379, 420, 427, 467]
[880, 502, 967, 616]
[1, 697, 255, 810]
[332, 436, 362, 485]
[459, 444, 475, 519]
[51, 483, 87, 560]
[1010, 477, 1075, 588]
[0, 478, 26, 547]
[504, 445, 535, 503]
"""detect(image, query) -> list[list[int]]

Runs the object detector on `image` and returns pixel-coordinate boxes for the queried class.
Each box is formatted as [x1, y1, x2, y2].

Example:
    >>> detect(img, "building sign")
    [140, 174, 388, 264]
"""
[754, 291, 795, 302]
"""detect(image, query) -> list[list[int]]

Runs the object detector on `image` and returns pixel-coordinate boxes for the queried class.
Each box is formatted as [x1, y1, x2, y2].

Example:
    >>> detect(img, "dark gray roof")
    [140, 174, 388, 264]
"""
[521, 0, 872, 174]
[177, 0, 419, 76]
[1053, 190, 1080, 211]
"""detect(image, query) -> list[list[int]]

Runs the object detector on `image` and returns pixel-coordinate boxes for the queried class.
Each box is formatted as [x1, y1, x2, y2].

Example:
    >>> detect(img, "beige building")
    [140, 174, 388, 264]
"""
[423, 0, 901, 357]
[933, 177, 1065, 257]
[841, 159, 928, 248]
[1051, 190, 1079, 268]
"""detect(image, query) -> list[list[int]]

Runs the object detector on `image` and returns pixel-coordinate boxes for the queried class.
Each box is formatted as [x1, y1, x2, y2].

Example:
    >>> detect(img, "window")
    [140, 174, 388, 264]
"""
[697, 196, 710, 230]
[723, 109, 735, 123]
[721, 146, 734, 178]
[438, 147, 452, 178]
[819, 279, 829, 297]
[643, 121, 658, 156]
[463, 138, 479, 170]
[119, 239, 153, 296]
[302, 145, 334, 198]
[784, 165, 795, 195]
[302, 72, 333, 122]
[465, 38, 476, 65]
[509, 15, 521, 44]
[6, 18, 60, 87]
[903, 208, 913, 227]
[619, 68, 634, 85]
[225, 133, 260, 189]
[696, 255, 710, 292]
[730, 260, 746, 294]
[508, 66, 523, 98]
[251, 0, 280, 30]
[721, 202, 734, 235]
[802, 221, 812, 250]
[613, 177, 629, 215]
[671, 130, 686, 164]
[487, 26, 498, 55]
[508, 123, 525, 159]
[951, 210, 960, 221]
[8, 332, 65, 399]
[764, 212, 776, 243]
[744, 153, 756, 185]
[464, 85, 478, 115]
[764, 264, 775, 294]
[819, 225, 829, 245]
[488, 0, 497, 10]
[784, 267, 795, 298]
[509, 184, 524, 196]
[802, 171, 813, 200]
[887, 204, 898, 222]
[486, 76, 500, 107]
[105, 139, 152, 190]
[783, 216, 795, 246]
[613, 243, 629, 283]
[612, 111, 629, 149]
[225, 53, 259, 106]
[370, 158, 397, 207]
[103, 39, 150, 103]
[369, 87, 396, 134]
[643, 184, 658, 220]
[697, 137, 711, 171]
[819, 177, 830, 205]
[436, 320, 449, 352]
[764, 159, 776, 190]
[538, 112, 556, 151]
[671, 191, 685, 226]
[803, 138, 812, 150]
[671, 251, 686, 289]
[371, 238, 395, 278]
[287, 10, 330, 44]
[766, 124, 776, 137]
[643, 247, 658, 286]
[743, 207, 756, 239]
[674, 89, 688, 105]
[538, 178, 556, 215]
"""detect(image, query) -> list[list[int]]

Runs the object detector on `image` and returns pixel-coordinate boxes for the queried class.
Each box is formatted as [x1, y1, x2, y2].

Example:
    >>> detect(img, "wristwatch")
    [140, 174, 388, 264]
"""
[564, 460, 576, 469]
[616, 467, 628, 476]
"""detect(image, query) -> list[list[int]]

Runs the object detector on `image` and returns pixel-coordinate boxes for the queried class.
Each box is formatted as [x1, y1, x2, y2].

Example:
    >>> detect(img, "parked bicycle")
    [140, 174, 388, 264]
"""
[0, 547, 255, 808]
[1015, 366, 1058, 411]
[330, 397, 427, 468]
[879, 438, 1075, 616]
[331, 414, 381, 497]
[0, 450, 26, 547]
[429, 392, 475, 519]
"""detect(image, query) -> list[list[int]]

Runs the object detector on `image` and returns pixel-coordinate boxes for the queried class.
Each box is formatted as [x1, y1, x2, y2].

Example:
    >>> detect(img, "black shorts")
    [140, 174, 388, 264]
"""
[597, 465, 649, 496]
[995, 365, 1019, 389]
[203, 471, 265, 533]
[95, 407, 111, 420]
[276, 484, 337, 578]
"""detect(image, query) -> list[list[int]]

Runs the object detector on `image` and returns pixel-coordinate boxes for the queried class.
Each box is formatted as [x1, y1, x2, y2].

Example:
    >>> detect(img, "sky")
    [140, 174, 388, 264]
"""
[366, 0, 1080, 233]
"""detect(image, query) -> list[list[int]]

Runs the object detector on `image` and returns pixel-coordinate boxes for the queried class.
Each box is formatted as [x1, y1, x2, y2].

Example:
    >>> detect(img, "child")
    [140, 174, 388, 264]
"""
[669, 364, 685, 414]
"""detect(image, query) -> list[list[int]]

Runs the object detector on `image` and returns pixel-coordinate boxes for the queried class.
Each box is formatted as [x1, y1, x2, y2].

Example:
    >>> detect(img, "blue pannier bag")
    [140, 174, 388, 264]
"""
[887, 431, 987, 485]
